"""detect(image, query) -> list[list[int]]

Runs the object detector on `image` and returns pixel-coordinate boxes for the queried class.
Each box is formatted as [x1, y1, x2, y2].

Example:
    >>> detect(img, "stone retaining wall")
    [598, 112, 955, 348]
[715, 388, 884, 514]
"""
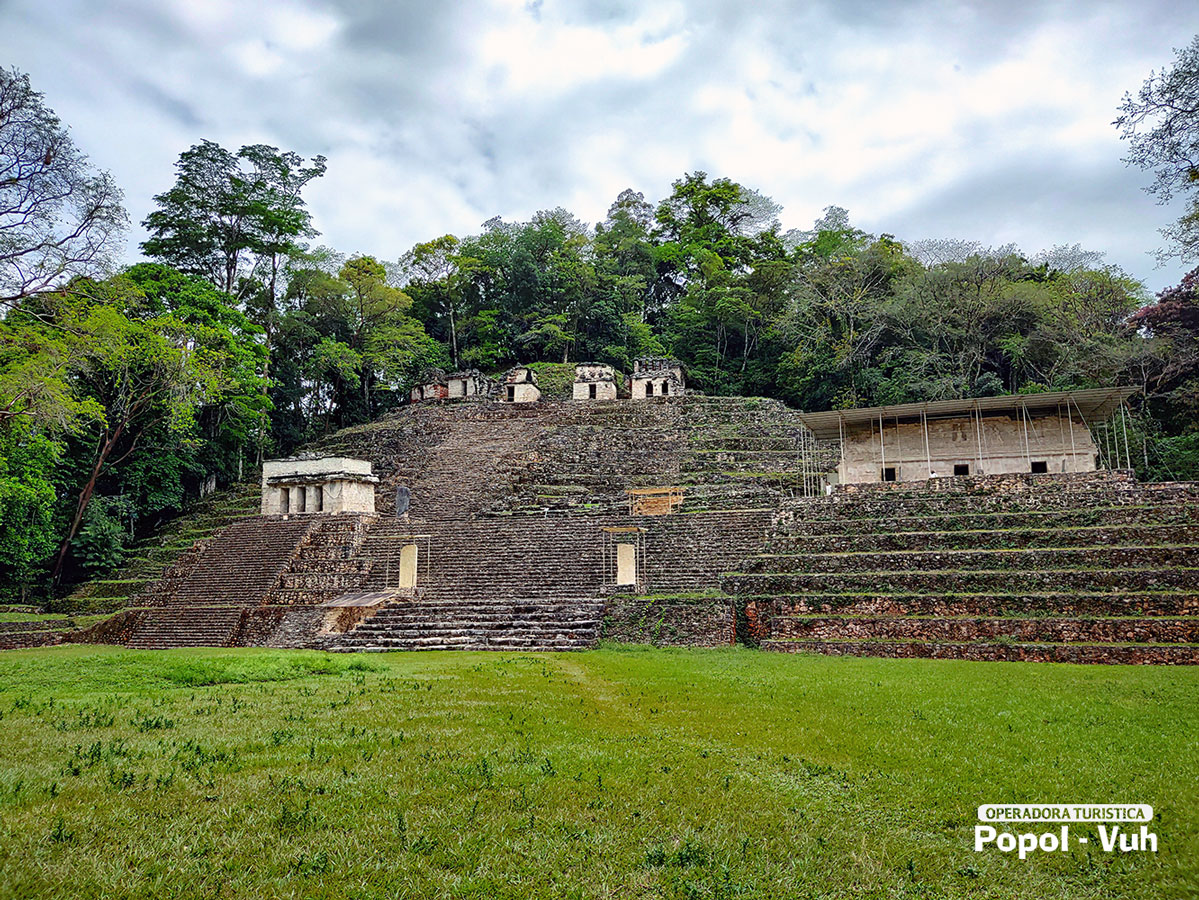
[602, 596, 734, 647]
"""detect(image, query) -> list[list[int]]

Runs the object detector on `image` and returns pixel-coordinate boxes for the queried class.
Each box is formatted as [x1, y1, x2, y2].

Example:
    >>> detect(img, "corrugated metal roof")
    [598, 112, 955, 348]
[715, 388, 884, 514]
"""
[796, 387, 1137, 440]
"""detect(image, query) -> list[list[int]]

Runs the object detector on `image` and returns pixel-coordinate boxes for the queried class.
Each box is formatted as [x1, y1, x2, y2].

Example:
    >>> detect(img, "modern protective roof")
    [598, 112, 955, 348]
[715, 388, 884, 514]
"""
[795, 387, 1137, 440]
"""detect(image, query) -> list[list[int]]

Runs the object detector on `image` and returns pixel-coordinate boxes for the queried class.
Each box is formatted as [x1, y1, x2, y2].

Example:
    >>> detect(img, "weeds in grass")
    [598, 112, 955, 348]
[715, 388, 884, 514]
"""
[0, 646, 1193, 899]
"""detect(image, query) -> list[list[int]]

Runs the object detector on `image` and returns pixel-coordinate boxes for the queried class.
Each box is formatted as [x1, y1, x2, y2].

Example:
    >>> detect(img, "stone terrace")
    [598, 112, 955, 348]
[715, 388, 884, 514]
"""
[55, 396, 1199, 662]
[116, 397, 790, 651]
[725, 471, 1199, 664]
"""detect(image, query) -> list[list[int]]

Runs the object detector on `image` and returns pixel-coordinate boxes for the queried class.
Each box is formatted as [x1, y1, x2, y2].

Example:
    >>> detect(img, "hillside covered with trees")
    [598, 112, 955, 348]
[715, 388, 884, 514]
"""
[2, 45, 1199, 598]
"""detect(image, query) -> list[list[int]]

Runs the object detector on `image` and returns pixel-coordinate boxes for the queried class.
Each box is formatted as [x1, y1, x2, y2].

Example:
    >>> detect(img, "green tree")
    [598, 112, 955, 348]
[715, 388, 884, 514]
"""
[141, 141, 326, 299]
[0, 67, 127, 305]
[1116, 35, 1199, 261]
[39, 271, 265, 584]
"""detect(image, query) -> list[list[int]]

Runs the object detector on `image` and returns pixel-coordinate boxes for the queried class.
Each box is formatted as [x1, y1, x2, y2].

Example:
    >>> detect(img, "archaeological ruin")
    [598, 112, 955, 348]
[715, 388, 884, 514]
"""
[797, 388, 1133, 488]
[22, 382, 1198, 664]
[631, 357, 685, 398]
[573, 363, 618, 401]
[502, 366, 541, 403]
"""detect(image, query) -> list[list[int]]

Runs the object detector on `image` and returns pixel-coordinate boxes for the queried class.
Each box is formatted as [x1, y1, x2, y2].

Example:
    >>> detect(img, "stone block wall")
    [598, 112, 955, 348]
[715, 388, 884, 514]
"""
[602, 596, 734, 647]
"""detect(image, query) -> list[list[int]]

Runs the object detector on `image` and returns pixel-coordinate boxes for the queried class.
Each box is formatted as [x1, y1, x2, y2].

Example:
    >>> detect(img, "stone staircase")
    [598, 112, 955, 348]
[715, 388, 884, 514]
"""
[725, 472, 1199, 664]
[268, 515, 376, 605]
[124, 517, 318, 648]
[315, 398, 809, 521]
[61, 483, 261, 613]
[327, 598, 606, 651]
[323, 508, 772, 651]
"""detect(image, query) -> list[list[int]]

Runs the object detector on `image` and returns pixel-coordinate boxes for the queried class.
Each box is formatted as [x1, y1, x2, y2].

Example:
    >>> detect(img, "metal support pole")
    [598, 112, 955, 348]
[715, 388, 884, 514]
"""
[974, 404, 984, 475]
[922, 410, 932, 478]
[1066, 401, 1077, 471]
[1021, 403, 1032, 471]
[878, 414, 886, 479]
[1120, 402, 1132, 471]
[838, 415, 845, 483]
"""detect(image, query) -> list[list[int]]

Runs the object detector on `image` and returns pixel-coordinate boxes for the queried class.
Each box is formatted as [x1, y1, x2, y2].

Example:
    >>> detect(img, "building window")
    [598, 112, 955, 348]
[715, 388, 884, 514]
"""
[881, 467, 897, 482]
[953, 463, 970, 476]
[589, 383, 597, 399]
[1030, 460, 1048, 474]
[506, 385, 515, 402]
[645, 382, 653, 397]
[661, 381, 669, 396]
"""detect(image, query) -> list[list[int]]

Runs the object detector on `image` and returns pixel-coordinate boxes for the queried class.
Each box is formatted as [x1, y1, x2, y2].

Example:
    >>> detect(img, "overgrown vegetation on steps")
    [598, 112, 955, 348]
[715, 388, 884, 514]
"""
[55, 483, 260, 615]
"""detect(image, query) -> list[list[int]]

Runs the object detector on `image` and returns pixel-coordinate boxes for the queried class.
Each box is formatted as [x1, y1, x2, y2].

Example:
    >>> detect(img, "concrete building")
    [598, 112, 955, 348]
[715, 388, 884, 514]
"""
[572, 363, 618, 401]
[502, 366, 541, 403]
[796, 388, 1137, 486]
[261, 455, 379, 515]
[631, 357, 684, 399]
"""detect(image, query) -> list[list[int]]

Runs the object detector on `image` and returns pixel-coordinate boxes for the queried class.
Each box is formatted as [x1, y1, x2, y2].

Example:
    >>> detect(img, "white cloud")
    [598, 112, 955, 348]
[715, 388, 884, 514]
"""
[0, 0, 1190, 290]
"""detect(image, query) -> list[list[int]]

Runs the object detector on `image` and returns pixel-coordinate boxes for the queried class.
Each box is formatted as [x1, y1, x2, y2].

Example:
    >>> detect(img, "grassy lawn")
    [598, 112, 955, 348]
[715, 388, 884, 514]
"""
[0, 646, 1194, 899]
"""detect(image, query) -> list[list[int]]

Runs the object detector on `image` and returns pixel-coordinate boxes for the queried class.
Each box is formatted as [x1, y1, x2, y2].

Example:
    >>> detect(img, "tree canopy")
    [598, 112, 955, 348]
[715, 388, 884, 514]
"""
[1117, 35, 1199, 261]
[1, 65, 1198, 598]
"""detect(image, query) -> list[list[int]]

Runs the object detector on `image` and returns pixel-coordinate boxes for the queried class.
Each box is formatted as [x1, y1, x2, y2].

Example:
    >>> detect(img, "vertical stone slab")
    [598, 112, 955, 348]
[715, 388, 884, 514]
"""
[399, 543, 419, 589]
[616, 543, 636, 586]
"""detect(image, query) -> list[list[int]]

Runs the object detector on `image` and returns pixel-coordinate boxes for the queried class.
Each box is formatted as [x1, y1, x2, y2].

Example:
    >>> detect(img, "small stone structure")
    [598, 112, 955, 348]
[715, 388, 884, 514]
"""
[628, 487, 685, 516]
[410, 368, 448, 403]
[631, 357, 685, 399]
[261, 455, 378, 515]
[797, 388, 1135, 486]
[501, 366, 541, 403]
[446, 369, 494, 400]
[572, 363, 618, 401]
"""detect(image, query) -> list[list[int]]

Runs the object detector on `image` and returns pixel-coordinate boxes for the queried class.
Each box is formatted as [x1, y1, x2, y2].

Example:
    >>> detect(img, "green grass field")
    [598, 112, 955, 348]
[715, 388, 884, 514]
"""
[0, 646, 1194, 899]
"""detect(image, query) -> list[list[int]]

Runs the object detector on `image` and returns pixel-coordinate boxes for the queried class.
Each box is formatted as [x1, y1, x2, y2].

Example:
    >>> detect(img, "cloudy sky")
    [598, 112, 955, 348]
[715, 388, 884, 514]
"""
[2, 0, 1195, 291]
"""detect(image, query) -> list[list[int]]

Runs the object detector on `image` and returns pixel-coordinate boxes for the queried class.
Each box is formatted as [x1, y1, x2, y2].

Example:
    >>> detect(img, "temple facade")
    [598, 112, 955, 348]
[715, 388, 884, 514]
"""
[502, 366, 541, 403]
[631, 358, 684, 399]
[261, 455, 378, 515]
[572, 363, 618, 400]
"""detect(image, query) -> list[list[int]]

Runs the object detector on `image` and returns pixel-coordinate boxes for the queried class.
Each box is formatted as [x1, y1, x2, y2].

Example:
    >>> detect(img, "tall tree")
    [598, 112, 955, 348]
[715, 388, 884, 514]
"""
[0, 67, 127, 305]
[141, 141, 326, 298]
[1116, 35, 1199, 261]
[39, 272, 265, 584]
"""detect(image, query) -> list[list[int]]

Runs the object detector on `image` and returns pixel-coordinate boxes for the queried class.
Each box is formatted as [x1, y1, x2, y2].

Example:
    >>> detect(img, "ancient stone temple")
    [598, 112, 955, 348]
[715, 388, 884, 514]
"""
[501, 366, 541, 403]
[631, 357, 684, 399]
[260, 455, 378, 515]
[410, 368, 448, 403]
[796, 388, 1131, 486]
[572, 363, 618, 401]
[65, 382, 1195, 665]
[446, 369, 494, 400]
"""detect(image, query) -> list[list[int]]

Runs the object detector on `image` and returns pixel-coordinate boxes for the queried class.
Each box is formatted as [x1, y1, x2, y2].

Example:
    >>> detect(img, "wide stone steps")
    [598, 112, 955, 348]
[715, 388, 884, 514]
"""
[781, 505, 1199, 537]
[125, 606, 243, 649]
[727, 568, 1199, 594]
[787, 485, 1199, 524]
[768, 615, 1199, 643]
[170, 518, 314, 605]
[769, 524, 1199, 553]
[742, 545, 1199, 574]
[760, 639, 1199, 664]
[746, 591, 1199, 617]
[329, 598, 605, 652]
